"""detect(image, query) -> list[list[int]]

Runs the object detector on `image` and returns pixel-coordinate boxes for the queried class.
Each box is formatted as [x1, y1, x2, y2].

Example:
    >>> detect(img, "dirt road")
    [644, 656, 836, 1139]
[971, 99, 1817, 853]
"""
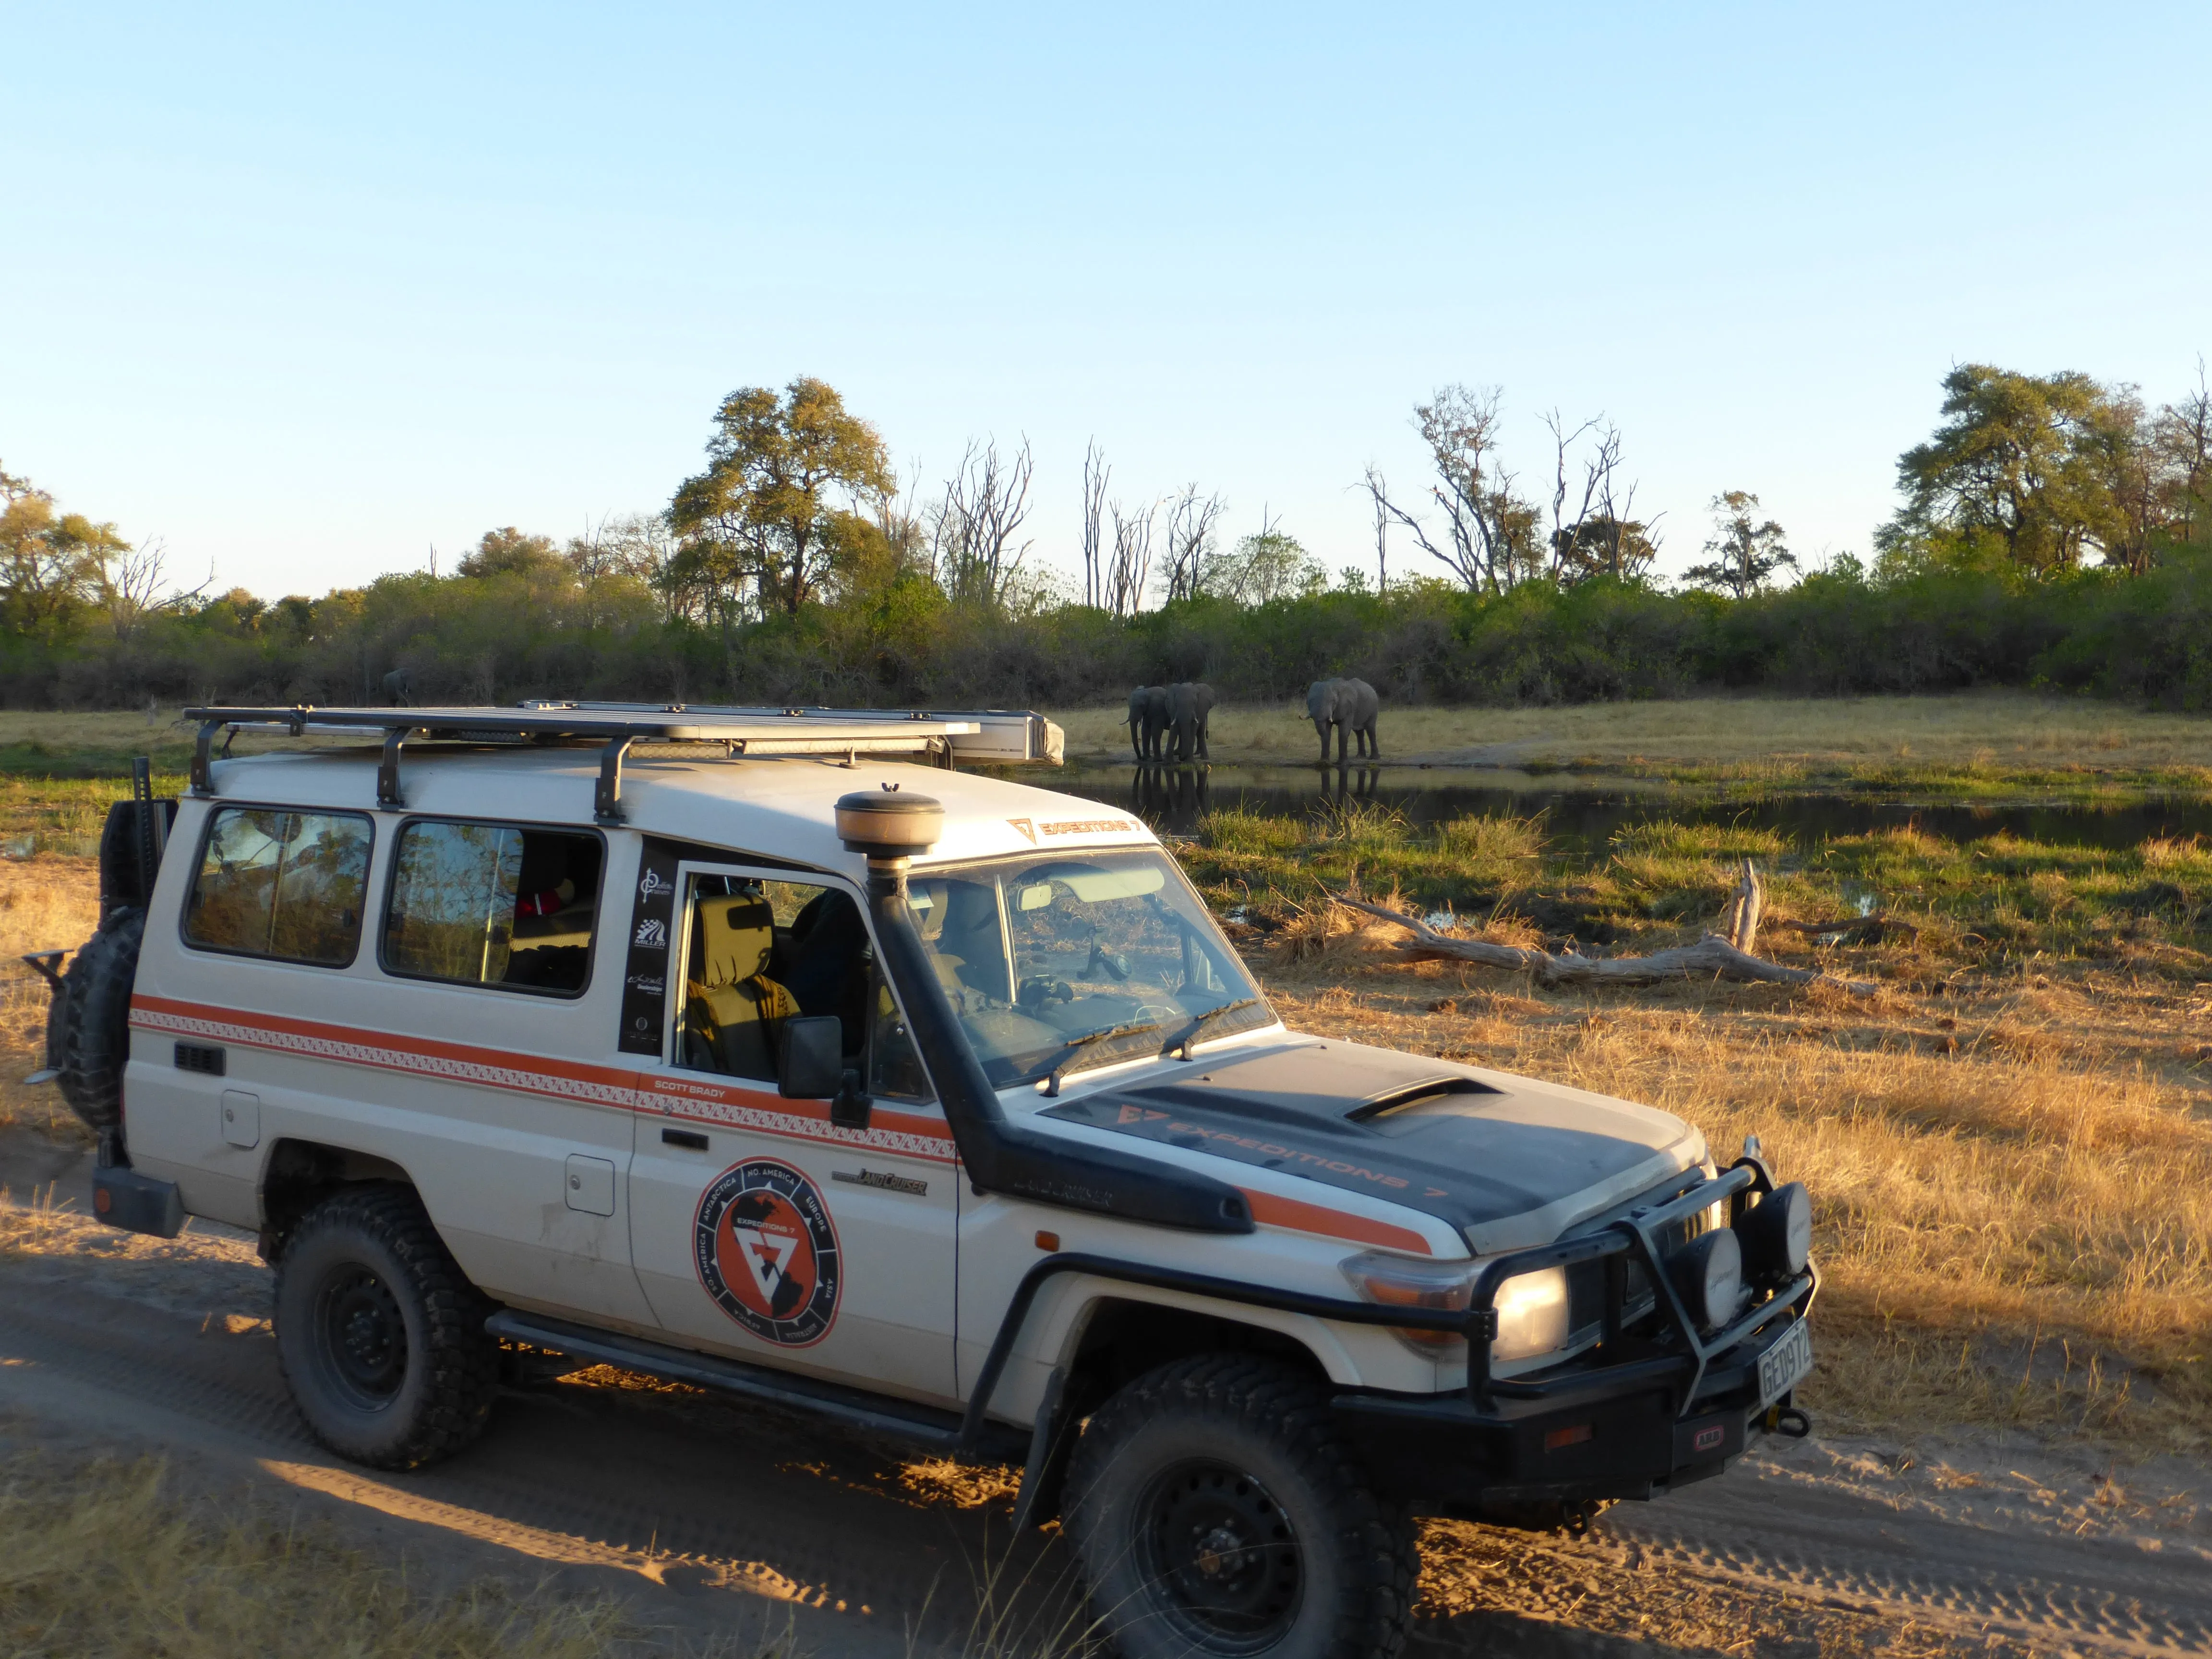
[1, 1138, 2206, 1659]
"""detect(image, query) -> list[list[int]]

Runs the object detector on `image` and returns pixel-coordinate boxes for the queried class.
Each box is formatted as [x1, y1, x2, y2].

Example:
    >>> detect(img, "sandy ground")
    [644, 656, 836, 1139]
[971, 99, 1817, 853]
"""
[0, 1126, 2206, 1659]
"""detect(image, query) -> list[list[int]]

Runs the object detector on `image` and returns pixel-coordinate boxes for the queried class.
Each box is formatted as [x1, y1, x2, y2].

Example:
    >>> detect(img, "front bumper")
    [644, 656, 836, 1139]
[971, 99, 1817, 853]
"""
[1332, 1154, 1817, 1514]
[1333, 1310, 1808, 1511]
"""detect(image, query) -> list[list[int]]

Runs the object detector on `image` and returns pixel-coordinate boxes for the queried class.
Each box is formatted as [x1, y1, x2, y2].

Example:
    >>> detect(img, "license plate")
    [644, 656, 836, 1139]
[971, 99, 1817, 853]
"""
[1756, 1320, 1812, 1407]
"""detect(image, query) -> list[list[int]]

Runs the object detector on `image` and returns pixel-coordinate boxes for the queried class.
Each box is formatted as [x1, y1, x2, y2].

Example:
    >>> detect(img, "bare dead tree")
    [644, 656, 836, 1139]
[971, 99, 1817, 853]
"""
[2156, 357, 2212, 551]
[1544, 419, 1663, 581]
[1106, 498, 1156, 618]
[1080, 440, 1111, 609]
[100, 537, 208, 642]
[1360, 466, 1390, 593]
[1368, 385, 1541, 594]
[1540, 409, 1602, 580]
[1158, 484, 1226, 602]
[932, 437, 1036, 611]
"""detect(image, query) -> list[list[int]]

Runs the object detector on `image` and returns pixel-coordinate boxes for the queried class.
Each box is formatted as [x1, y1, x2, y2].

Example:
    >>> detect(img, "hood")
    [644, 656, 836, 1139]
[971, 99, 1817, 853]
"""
[1038, 1038, 1703, 1252]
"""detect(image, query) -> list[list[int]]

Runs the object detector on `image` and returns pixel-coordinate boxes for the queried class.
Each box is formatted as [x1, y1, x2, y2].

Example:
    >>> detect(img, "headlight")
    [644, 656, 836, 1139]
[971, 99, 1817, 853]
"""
[1491, 1265, 1571, 1361]
[1669, 1227, 1744, 1330]
[1339, 1252, 1572, 1363]
[1734, 1180, 1812, 1284]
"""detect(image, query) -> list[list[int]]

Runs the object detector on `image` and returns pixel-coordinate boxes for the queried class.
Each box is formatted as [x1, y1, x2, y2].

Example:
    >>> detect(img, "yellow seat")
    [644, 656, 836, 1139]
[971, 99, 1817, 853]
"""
[685, 894, 796, 1081]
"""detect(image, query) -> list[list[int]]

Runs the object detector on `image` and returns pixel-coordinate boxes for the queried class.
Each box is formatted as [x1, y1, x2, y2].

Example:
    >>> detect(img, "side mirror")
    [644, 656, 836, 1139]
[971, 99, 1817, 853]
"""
[777, 1016, 844, 1100]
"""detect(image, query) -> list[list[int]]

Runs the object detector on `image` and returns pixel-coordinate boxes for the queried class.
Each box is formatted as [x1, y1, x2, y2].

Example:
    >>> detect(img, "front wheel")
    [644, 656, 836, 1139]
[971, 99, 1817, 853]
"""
[274, 1184, 497, 1469]
[1064, 1355, 1418, 1659]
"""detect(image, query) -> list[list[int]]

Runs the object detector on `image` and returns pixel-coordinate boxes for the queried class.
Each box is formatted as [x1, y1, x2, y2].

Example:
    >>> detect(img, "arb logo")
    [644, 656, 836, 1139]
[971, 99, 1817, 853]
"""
[694, 1159, 842, 1347]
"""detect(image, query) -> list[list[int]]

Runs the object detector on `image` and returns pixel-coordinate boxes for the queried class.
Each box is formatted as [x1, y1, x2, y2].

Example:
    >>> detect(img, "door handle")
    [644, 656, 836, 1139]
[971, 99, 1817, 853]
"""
[661, 1128, 709, 1151]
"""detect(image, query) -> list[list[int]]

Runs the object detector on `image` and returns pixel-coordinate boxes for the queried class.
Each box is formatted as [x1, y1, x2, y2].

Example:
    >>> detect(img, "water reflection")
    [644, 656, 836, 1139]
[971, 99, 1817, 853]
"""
[1052, 764, 2212, 852]
[1130, 764, 1213, 820]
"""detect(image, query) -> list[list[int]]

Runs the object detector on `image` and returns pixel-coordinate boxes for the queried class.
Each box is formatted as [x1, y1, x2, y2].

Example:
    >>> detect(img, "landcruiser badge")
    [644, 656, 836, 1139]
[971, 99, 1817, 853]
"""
[694, 1159, 841, 1347]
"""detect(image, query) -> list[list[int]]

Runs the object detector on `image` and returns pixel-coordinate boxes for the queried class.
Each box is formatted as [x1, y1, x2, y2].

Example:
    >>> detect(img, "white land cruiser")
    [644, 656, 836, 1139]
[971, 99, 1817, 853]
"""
[41, 702, 1815, 1659]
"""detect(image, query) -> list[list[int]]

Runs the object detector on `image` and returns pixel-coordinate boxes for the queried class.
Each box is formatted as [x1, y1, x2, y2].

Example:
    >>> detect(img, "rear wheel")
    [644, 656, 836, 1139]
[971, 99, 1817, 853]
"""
[274, 1184, 497, 1469]
[1064, 1355, 1417, 1659]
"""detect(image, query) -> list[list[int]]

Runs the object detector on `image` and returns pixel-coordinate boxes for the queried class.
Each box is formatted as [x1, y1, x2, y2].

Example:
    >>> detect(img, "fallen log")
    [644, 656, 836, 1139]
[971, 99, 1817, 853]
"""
[1330, 894, 1879, 997]
[1766, 914, 1916, 944]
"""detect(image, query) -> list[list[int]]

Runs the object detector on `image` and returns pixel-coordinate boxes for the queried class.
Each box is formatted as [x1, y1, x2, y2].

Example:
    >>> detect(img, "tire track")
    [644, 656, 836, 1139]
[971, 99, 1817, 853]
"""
[1, 1247, 2207, 1658]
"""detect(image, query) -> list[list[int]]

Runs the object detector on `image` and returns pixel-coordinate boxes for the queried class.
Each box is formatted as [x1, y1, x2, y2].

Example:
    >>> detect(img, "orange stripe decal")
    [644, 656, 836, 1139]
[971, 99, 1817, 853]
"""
[128, 994, 957, 1162]
[1239, 1188, 1432, 1255]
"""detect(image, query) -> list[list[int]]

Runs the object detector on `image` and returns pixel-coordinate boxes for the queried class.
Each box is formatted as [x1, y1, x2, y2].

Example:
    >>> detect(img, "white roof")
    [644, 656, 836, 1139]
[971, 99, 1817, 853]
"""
[203, 746, 1155, 874]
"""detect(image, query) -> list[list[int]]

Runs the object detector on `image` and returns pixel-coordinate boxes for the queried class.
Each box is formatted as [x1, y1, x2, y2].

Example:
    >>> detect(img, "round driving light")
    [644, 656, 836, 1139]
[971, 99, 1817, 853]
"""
[835, 787, 944, 859]
[1734, 1180, 1812, 1283]
[1669, 1227, 1744, 1330]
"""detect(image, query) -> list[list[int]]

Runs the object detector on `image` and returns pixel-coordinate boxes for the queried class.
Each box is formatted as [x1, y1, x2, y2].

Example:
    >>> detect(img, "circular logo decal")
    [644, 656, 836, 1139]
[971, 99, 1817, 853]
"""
[693, 1159, 841, 1347]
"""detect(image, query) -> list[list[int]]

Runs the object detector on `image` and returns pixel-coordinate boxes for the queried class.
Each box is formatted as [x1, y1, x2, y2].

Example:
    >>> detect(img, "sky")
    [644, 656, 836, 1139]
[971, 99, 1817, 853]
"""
[3, 1, 2208, 601]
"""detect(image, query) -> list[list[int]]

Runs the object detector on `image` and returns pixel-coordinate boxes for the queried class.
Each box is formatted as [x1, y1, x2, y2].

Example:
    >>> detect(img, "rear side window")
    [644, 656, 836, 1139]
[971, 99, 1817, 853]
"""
[183, 807, 374, 966]
[382, 820, 602, 996]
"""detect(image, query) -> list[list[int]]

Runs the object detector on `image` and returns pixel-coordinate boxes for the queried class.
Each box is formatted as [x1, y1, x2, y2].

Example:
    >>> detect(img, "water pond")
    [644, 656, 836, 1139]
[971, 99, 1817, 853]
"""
[1045, 764, 2212, 854]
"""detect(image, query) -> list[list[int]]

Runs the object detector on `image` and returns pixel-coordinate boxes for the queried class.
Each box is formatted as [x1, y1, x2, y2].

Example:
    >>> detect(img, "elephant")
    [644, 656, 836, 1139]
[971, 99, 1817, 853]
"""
[382, 667, 415, 708]
[1127, 685, 1169, 761]
[1307, 677, 1379, 763]
[1166, 681, 1215, 763]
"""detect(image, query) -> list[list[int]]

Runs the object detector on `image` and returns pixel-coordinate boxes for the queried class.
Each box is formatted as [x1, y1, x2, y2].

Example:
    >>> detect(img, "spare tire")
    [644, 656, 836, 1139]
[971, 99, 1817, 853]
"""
[54, 909, 145, 1135]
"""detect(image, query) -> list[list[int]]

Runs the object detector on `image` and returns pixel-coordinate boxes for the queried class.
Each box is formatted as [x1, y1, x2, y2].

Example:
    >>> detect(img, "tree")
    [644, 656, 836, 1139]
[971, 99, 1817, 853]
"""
[1104, 499, 1155, 618]
[1159, 484, 1226, 602]
[930, 438, 1034, 613]
[99, 536, 208, 642]
[2150, 361, 2212, 556]
[1878, 365, 2132, 577]
[1079, 441, 1110, 610]
[1683, 492, 1795, 597]
[459, 527, 564, 579]
[1539, 415, 1660, 583]
[668, 377, 895, 617]
[1201, 520, 1323, 605]
[0, 462, 132, 641]
[1369, 385, 1544, 594]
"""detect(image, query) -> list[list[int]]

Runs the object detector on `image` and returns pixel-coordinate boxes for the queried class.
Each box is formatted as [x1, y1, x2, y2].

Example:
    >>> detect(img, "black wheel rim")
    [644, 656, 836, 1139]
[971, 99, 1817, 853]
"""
[313, 1264, 408, 1410]
[1134, 1459, 1303, 1653]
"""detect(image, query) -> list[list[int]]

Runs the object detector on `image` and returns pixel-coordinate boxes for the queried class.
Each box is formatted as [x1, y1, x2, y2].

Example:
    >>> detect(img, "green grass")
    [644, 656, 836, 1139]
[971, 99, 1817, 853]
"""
[1187, 804, 2210, 972]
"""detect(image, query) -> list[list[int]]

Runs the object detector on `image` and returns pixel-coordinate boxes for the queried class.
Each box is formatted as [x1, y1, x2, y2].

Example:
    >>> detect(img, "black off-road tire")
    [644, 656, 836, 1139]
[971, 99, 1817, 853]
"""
[274, 1184, 498, 1469]
[1064, 1355, 1418, 1659]
[53, 909, 144, 1135]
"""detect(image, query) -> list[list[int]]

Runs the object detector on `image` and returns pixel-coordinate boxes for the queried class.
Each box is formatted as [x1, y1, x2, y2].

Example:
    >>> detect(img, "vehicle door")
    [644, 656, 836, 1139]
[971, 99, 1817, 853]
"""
[625, 859, 960, 1403]
[358, 814, 653, 1325]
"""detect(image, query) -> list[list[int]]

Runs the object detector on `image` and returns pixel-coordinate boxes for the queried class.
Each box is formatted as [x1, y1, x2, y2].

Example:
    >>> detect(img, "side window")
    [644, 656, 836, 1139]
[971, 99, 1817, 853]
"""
[183, 807, 373, 966]
[679, 874, 932, 1102]
[383, 820, 602, 995]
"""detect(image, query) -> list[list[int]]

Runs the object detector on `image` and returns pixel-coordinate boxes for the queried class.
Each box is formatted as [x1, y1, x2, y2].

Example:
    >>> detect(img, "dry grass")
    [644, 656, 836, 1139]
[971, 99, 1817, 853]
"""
[1051, 689, 2212, 787]
[1254, 905, 2212, 1452]
[0, 1449, 644, 1659]
[0, 858, 99, 1146]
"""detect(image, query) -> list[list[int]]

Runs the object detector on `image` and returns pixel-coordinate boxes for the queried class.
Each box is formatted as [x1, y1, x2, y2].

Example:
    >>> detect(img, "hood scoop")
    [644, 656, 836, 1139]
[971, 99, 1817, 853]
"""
[1347, 1077, 1503, 1132]
[1040, 1039, 1681, 1239]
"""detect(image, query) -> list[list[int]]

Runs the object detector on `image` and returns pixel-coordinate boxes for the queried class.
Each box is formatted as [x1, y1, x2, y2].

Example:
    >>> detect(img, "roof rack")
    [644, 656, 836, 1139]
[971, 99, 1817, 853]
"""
[181, 702, 1065, 824]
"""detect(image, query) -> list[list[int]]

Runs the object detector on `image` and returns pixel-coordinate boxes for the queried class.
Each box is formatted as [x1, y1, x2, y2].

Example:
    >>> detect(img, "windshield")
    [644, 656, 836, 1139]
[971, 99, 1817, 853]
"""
[906, 847, 1273, 1088]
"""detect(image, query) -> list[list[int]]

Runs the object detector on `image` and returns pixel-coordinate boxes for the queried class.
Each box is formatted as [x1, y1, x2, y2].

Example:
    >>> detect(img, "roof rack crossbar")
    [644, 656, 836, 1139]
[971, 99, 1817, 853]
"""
[378, 727, 415, 809]
[595, 736, 632, 825]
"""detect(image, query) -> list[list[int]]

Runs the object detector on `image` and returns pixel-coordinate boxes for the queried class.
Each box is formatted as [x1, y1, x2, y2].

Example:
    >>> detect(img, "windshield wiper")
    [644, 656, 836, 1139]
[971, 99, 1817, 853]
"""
[1165, 997, 1262, 1060]
[1039, 1019, 1164, 1096]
